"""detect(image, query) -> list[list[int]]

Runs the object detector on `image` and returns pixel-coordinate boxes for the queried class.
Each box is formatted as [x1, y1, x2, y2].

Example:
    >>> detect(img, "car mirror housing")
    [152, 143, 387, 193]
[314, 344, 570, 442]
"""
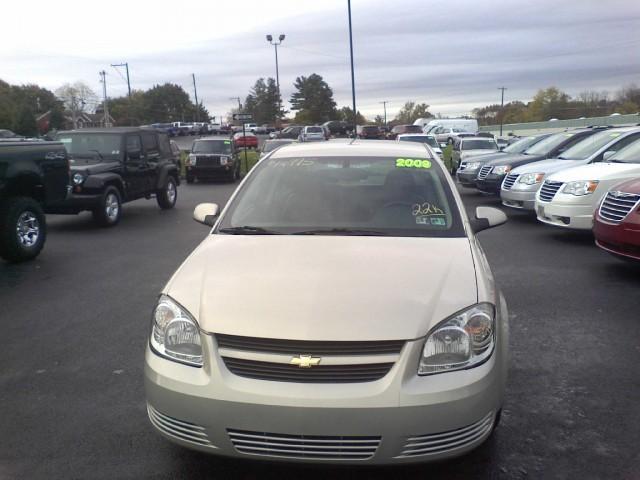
[193, 203, 219, 226]
[602, 150, 616, 162]
[471, 206, 507, 233]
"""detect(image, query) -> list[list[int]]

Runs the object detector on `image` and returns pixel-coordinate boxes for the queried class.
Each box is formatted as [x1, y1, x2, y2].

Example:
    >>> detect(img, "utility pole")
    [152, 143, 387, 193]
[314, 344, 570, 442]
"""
[379, 100, 388, 126]
[498, 87, 507, 136]
[71, 95, 78, 129]
[99, 71, 110, 127]
[229, 97, 242, 111]
[347, 0, 357, 137]
[112, 62, 131, 125]
[192, 73, 199, 122]
[266, 34, 285, 127]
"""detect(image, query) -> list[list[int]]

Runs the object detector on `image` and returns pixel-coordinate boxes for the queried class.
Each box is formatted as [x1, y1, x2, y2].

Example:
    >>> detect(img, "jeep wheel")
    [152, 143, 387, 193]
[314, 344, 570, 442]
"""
[157, 176, 177, 210]
[93, 186, 122, 227]
[0, 197, 47, 263]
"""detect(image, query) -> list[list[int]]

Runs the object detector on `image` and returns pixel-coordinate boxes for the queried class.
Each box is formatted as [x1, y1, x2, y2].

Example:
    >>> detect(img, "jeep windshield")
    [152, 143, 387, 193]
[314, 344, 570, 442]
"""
[192, 140, 232, 154]
[217, 156, 465, 237]
[57, 133, 121, 162]
[399, 135, 439, 148]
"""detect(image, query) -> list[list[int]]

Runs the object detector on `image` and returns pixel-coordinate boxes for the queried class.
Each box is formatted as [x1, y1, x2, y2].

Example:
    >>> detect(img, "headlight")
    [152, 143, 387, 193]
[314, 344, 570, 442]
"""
[72, 173, 85, 185]
[518, 172, 544, 185]
[187, 154, 196, 166]
[562, 180, 599, 196]
[465, 161, 482, 171]
[150, 295, 203, 367]
[492, 165, 511, 176]
[220, 156, 229, 165]
[419, 303, 495, 375]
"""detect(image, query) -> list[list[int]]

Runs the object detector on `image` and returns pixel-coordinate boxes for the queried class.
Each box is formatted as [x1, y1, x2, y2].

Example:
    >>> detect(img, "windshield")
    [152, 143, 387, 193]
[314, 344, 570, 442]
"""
[361, 126, 379, 132]
[58, 133, 121, 162]
[523, 132, 575, 155]
[262, 140, 292, 153]
[306, 127, 323, 133]
[217, 155, 464, 237]
[192, 140, 232, 154]
[503, 135, 546, 153]
[609, 139, 640, 163]
[405, 125, 423, 133]
[399, 135, 438, 147]
[558, 130, 630, 160]
[462, 139, 496, 150]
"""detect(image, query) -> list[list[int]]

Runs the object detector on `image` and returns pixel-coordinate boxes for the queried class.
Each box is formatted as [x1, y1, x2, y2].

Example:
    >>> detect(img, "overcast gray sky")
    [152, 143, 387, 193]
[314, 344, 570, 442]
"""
[2, 0, 639, 120]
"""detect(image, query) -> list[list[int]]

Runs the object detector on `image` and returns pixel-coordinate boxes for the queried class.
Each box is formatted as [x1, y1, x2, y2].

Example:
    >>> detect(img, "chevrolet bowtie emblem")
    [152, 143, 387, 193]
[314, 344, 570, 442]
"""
[290, 355, 321, 368]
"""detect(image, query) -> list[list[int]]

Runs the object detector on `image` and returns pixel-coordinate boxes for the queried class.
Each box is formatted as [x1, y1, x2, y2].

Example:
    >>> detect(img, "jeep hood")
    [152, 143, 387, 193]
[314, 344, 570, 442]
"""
[164, 235, 478, 341]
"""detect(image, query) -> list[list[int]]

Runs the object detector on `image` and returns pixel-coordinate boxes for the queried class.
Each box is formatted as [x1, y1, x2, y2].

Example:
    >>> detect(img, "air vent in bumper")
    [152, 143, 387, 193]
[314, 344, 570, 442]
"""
[147, 404, 213, 448]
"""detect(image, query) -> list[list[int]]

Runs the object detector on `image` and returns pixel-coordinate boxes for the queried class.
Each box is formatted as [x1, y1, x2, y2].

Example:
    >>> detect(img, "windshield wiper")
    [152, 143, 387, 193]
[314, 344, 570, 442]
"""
[88, 149, 104, 161]
[292, 228, 388, 236]
[218, 225, 282, 235]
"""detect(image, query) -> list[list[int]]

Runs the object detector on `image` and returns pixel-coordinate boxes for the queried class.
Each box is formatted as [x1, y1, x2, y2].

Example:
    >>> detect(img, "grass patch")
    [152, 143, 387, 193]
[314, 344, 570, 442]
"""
[238, 149, 260, 176]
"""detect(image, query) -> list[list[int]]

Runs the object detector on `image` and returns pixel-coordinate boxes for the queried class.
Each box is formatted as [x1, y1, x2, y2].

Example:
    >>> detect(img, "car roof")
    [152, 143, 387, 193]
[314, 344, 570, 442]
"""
[60, 127, 161, 134]
[270, 139, 430, 158]
[398, 133, 434, 137]
[195, 137, 229, 141]
[460, 136, 496, 141]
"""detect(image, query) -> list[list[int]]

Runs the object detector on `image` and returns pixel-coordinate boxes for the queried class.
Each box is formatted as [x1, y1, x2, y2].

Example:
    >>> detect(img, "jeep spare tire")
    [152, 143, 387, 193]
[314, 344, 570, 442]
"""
[93, 186, 122, 227]
[0, 196, 47, 263]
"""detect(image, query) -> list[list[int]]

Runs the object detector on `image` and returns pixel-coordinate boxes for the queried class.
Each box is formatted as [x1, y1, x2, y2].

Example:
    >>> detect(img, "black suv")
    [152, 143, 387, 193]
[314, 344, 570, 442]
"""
[1, 141, 69, 262]
[186, 138, 240, 183]
[49, 127, 180, 226]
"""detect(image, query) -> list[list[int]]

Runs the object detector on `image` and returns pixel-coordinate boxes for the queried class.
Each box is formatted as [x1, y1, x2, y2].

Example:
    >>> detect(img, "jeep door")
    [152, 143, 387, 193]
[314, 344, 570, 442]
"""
[141, 132, 162, 191]
[124, 134, 149, 198]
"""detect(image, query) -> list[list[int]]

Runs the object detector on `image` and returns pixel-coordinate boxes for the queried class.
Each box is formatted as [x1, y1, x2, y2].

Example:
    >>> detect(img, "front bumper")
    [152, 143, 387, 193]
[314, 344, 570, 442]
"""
[593, 214, 640, 261]
[476, 175, 504, 194]
[44, 190, 102, 214]
[187, 164, 235, 178]
[500, 188, 537, 211]
[145, 309, 507, 465]
[456, 170, 480, 187]
[535, 200, 595, 230]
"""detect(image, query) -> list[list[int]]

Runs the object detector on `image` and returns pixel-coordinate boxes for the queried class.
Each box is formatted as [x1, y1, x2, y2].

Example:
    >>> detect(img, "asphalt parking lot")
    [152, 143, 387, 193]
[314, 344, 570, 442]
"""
[1, 170, 639, 479]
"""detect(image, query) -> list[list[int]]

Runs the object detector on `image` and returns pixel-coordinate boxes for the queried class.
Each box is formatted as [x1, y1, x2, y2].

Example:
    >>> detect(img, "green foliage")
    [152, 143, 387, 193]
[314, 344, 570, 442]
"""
[238, 149, 260, 176]
[13, 104, 37, 136]
[244, 78, 282, 125]
[290, 73, 337, 124]
[394, 101, 433, 124]
[336, 106, 366, 125]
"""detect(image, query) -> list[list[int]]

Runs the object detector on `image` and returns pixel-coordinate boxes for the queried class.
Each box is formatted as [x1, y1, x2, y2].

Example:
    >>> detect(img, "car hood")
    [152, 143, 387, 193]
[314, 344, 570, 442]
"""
[511, 158, 588, 176]
[547, 162, 640, 182]
[164, 235, 478, 341]
[461, 149, 499, 158]
[483, 153, 544, 168]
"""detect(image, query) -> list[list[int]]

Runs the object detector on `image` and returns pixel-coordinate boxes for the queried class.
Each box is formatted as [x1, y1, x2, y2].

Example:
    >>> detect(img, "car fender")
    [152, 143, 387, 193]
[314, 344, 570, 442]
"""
[83, 172, 124, 193]
[155, 164, 180, 190]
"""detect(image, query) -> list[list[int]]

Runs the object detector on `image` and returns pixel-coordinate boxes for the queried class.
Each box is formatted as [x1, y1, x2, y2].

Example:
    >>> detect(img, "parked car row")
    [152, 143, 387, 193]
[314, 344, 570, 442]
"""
[457, 126, 640, 262]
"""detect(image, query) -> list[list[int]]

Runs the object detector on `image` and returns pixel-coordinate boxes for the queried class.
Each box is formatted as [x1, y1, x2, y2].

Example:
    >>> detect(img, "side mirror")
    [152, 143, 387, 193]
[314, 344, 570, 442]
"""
[193, 203, 219, 226]
[602, 150, 616, 162]
[127, 148, 142, 160]
[471, 206, 507, 233]
[440, 143, 448, 148]
[499, 146, 505, 151]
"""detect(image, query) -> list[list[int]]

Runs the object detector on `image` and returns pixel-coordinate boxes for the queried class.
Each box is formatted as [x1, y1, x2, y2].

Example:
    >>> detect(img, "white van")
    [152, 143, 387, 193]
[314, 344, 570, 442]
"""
[415, 118, 478, 134]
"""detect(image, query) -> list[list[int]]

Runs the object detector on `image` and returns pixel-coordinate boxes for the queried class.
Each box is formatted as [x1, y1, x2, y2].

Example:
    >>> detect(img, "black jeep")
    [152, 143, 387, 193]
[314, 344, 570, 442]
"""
[48, 127, 180, 226]
[0, 141, 69, 262]
[186, 138, 240, 183]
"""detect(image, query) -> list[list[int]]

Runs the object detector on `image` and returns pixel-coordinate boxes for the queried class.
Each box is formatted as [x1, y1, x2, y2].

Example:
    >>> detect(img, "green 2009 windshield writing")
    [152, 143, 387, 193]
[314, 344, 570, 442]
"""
[396, 158, 431, 169]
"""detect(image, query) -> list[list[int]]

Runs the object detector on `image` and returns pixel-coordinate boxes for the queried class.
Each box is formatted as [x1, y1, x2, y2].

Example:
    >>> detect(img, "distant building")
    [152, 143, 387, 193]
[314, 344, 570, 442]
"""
[35, 110, 115, 133]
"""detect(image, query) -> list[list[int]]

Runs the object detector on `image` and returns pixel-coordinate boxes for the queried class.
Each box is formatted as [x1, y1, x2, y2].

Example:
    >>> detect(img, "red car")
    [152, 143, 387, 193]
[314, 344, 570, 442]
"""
[593, 177, 640, 262]
[233, 132, 258, 149]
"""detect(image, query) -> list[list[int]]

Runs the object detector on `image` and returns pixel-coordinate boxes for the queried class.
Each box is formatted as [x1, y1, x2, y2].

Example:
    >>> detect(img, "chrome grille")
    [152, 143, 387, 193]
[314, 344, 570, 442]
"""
[222, 357, 393, 383]
[397, 411, 494, 457]
[216, 334, 404, 355]
[147, 404, 213, 447]
[598, 191, 640, 223]
[195, 155, 221, 166]
[228, 429, 381, 460]
[502, 173, 519, 190]
[477, 165, 493, 180]
[538, 180, 563, 202]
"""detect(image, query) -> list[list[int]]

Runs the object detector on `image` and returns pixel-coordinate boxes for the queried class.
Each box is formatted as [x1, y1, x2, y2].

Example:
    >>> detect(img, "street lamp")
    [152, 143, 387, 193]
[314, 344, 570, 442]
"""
[266, 34, 285, 126]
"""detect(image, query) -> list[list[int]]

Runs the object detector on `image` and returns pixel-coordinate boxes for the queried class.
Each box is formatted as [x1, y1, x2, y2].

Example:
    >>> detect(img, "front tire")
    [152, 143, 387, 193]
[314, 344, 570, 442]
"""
[157, 176, 177, 210]
[0, 196, 46, 263]
[93, 186, 122, 227]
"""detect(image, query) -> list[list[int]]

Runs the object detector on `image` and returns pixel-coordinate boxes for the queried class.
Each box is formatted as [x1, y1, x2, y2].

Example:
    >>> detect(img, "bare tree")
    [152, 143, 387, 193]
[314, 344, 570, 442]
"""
[55, 82, 97, 128]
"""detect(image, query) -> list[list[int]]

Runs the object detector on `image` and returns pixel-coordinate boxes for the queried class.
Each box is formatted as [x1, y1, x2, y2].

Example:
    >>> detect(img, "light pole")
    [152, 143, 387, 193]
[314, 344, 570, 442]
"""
[266, 34, 285, 127]
[498, 87, 507, 136]
[347, 0, 357, 138]
[379, 101, 388, 126]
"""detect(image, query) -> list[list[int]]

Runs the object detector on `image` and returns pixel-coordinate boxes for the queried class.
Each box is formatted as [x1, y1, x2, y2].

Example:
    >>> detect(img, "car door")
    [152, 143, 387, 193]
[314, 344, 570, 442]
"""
[124, 134, 147, 198]
[141, 132, 161, 191]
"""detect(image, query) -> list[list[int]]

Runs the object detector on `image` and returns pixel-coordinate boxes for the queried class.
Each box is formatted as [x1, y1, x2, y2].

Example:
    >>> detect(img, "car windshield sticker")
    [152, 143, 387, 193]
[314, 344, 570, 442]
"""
[268, 158, 314, 168]
[412, 202, 445, 216]
[396, 158, 431, 169]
